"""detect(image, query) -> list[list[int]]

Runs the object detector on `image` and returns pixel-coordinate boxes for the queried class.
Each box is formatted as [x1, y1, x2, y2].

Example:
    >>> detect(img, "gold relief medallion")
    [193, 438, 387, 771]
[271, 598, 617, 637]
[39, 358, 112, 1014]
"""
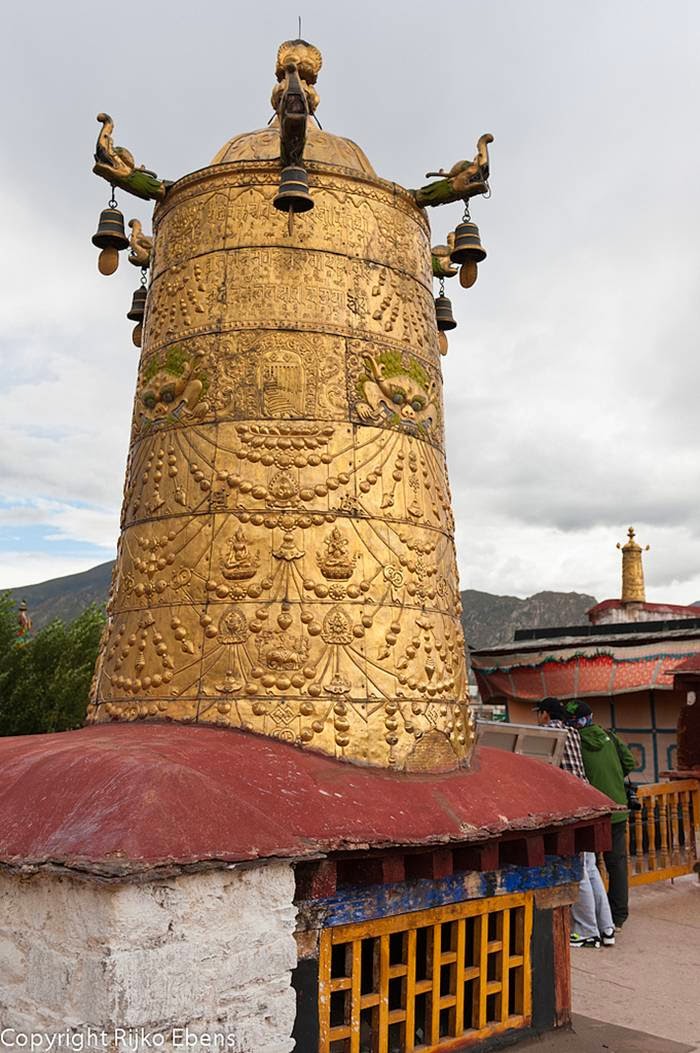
[134, 344, 211, 436]
[208, 331, 346, 422]
[267, 469, 300, 507]
[217, 605, 249, 645]
[317, 526, 357, 581]
[321, 606, 354, 645]
[348, 345, 443, 445]
[220, 526, 259, 582]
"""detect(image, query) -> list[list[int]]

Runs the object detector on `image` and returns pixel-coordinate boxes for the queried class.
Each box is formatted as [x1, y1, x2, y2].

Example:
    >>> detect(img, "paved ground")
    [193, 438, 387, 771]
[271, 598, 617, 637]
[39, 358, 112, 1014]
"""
[569, 874, 700, 1051]
[517, 1014, 696, 1053]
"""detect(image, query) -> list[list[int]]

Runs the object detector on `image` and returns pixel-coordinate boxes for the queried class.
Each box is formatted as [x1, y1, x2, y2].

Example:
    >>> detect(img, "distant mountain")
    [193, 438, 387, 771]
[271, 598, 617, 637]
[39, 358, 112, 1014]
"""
[4, 561, 596, 648]
[460, 589, 596, 651]
[5, 561, 114, 630]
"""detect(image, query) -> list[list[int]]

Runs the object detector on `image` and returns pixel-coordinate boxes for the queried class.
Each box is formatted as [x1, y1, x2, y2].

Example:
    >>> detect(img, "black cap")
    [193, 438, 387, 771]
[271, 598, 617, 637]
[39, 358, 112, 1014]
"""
[562, 700, 593, 724]
[532, 697, 568, 721]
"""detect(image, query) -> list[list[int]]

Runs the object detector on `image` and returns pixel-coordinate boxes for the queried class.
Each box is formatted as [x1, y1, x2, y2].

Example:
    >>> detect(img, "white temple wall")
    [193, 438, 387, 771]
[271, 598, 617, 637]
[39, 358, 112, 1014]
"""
[0, 863, 297, 1053]
[590, 604, 699, 625]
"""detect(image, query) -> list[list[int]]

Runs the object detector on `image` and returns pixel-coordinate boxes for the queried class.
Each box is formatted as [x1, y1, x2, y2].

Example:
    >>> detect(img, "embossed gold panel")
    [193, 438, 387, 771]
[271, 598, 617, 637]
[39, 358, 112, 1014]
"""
[90, 136, 474, 771]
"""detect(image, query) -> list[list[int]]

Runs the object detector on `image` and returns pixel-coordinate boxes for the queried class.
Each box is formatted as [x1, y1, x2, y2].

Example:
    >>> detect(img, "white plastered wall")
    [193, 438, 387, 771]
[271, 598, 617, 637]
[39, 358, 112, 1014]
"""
[0, 862, 297, 1053]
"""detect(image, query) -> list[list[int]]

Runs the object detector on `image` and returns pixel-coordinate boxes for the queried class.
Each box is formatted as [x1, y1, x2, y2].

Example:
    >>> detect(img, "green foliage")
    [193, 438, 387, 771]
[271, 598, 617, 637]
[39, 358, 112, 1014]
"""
[0, 595, 105, 737]
[163, 345, 189, 376]
[373, 350, 430, 390]
[142, 346, 208, 394]
[143, 345, 186, 382]
[356, 351, 430, 400]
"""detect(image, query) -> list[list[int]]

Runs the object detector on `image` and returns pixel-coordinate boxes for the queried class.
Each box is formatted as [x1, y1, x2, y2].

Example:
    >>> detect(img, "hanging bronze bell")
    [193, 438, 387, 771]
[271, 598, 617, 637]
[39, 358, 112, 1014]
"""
[435, 294, 457, 331]
[273, 166, 314, 214]
[450, 220, 487, 264]
[127, 286, 147, 347]
[127, 286, 147, 322]
[92, 207, 129, 275]
[92, 207, 129, 249]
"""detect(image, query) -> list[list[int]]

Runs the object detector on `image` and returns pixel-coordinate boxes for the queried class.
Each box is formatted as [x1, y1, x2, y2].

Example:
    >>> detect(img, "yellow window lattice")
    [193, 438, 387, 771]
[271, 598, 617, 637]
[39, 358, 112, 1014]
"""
[319, 892, 533, 1053]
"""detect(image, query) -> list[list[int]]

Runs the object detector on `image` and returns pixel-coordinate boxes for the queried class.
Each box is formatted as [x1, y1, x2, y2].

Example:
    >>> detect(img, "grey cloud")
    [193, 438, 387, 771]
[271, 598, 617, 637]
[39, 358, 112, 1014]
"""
[0, 0, 698, 599]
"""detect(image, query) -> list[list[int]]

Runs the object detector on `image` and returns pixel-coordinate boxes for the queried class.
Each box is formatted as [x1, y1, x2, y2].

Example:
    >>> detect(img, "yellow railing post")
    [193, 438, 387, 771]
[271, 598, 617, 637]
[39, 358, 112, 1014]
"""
[658, 794, 669, 869]
[670, 790, 681, 866]
[634, 805, 645, 876]
[680, 791, 692, 861]
[646, 795, 657, 872]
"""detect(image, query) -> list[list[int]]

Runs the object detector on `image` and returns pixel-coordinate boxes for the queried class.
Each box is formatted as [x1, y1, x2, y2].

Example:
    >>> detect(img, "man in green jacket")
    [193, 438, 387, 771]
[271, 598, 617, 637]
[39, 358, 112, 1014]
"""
[564, 700, 636, 929]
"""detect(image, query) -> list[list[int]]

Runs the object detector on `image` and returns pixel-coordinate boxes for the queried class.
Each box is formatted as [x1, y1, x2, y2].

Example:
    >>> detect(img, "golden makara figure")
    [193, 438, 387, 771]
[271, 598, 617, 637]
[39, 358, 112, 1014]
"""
[88, 40, 486, 772]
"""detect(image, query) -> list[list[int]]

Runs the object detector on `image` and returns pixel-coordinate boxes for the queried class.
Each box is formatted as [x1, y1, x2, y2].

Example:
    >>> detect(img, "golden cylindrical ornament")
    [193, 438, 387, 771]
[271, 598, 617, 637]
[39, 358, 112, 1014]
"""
[88, 125, 474, 772]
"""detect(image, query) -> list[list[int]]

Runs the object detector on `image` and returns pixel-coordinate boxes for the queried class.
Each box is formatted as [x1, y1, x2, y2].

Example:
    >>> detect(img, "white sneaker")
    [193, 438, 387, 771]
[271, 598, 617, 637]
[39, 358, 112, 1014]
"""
[601, 928, 615, 946]
[570, 932, 600, 948]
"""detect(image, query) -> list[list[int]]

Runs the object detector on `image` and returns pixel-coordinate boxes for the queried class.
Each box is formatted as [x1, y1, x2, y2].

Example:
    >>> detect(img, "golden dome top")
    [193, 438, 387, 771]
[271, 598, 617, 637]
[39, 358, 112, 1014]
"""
[211, 119, 377, 178]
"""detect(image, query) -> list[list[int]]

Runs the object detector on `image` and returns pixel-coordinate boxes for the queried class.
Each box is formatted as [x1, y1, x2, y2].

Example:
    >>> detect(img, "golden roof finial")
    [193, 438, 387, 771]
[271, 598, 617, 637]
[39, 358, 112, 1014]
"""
[272, 39, 323, 115]
[616, 527, 650, 603]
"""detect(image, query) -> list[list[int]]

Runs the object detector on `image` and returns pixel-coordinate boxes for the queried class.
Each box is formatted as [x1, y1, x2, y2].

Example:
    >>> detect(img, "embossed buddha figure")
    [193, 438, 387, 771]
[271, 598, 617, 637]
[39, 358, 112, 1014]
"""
[89, 39, 474, 774]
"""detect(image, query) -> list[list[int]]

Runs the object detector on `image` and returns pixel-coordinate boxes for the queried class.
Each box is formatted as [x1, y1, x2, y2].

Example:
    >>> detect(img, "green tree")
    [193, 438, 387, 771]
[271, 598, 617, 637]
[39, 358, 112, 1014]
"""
[0, 595, 105, 736]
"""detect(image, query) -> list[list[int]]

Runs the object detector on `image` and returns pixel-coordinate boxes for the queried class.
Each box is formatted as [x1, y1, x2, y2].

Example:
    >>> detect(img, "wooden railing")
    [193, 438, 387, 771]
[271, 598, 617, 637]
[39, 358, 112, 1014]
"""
[319, 893, 534, 1052]
[627, 780, 699, 886]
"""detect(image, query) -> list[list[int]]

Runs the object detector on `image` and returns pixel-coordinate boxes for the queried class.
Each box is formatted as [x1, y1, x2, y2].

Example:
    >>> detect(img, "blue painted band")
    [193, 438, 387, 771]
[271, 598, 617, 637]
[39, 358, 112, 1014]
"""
[301, 857, 583, 929]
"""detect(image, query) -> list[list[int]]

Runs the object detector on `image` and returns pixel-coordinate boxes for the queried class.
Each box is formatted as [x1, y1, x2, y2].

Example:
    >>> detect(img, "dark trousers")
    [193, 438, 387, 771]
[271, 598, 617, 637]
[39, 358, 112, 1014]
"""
[604, 820, 629, 926]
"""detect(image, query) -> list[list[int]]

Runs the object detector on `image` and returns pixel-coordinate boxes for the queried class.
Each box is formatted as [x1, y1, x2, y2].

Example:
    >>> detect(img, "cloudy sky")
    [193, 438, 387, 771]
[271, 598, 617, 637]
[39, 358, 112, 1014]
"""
[1, 0, 698, 603]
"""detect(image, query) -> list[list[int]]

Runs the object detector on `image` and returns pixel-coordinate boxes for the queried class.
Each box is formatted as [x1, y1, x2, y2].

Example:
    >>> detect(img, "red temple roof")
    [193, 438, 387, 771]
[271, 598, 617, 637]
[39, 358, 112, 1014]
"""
[472, 628, 700, 703]
[667, 653, 700, 678]
[0, 723, 612, 879]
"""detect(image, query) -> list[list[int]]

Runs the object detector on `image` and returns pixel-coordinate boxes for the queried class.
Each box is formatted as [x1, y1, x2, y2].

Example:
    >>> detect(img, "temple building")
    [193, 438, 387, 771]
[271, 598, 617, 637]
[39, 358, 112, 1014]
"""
[472, 530, 700, 782]
[0, 41, 612, 1051]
